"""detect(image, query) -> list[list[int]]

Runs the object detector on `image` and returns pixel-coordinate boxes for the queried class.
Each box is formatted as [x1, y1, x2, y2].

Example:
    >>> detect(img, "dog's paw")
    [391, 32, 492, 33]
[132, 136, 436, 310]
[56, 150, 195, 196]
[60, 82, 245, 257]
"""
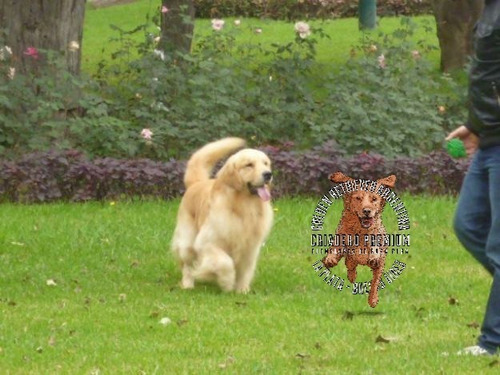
[236, 286, 250, 294]
[180, 280, 195, 289]
[322, 255, 339, 269]
[368, 254, 381, 268]
[368, 295, 379, 308]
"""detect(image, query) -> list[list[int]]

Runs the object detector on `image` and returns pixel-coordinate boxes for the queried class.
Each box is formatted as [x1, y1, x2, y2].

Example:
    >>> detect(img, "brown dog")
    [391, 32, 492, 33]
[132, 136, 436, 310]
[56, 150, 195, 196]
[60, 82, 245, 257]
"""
[322, 172, 396, 308]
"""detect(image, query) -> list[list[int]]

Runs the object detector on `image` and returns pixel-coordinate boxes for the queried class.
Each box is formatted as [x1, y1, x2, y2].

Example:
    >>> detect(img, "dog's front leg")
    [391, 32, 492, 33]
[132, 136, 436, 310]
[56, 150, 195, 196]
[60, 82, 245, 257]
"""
[235, 247, 261, 294]
[322, 247, 343, 268]
[368, 264, 384, 308]
[345, 257, 358, 283]
[194, 244, 236, 292]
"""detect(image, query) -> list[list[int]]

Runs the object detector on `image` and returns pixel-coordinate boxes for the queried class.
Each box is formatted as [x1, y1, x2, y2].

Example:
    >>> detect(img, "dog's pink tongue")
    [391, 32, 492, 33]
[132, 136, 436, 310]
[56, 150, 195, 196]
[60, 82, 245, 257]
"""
[257, 186, 271, 201]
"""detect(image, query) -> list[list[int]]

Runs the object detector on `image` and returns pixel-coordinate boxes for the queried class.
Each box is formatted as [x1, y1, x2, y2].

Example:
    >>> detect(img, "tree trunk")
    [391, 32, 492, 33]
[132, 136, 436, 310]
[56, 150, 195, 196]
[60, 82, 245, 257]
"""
[160, 0, 195, 55]
[431, 0, 483, 72]
[0, 0, 86, 75]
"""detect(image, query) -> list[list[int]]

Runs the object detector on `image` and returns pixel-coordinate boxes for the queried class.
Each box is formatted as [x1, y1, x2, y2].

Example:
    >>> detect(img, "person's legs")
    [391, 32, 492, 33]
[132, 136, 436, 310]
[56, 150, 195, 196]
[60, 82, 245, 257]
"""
[478, 146, 500, 353]
[453, 151, 493, 275]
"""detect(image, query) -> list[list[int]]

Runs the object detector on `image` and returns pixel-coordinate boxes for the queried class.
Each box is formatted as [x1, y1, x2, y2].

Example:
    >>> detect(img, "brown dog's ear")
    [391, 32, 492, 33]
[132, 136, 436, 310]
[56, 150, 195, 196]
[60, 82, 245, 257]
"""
[329, 172, 353, 183]
[377, 175, 396, 188]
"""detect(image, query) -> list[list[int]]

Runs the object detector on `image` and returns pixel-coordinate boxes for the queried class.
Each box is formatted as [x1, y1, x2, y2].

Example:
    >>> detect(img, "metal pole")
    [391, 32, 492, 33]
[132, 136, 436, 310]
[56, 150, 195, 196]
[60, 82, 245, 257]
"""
[359, 0, 377, 30]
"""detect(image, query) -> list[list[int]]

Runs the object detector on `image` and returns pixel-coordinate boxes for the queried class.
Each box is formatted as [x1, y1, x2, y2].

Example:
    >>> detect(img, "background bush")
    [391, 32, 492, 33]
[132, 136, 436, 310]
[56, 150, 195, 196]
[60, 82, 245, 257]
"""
[194, 0, 433, 20]
[0, 146, 467, 203]
[0, 17, 466, 161]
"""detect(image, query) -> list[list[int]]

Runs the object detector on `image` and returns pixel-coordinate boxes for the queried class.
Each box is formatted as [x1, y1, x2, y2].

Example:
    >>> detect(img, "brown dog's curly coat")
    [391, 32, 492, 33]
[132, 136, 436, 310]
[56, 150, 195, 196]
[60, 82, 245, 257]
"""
[322, 172, 396, 308]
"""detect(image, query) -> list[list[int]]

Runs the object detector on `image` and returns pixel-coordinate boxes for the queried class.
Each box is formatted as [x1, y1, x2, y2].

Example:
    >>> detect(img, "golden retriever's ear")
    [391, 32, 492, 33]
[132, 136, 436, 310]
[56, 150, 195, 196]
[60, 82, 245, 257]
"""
[377, 175, 396, 188]
[330, 172, 353, 183]
[217, 161, 244, 190]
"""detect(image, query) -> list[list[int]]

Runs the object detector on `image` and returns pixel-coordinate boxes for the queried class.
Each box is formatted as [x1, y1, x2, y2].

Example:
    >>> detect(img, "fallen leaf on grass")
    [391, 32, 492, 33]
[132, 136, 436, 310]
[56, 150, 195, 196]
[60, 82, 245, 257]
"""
[489, 359, 500, 367]
[218, 356, 235, 369]
[466, 321, 480, 329]
[295, 353, 310, 359]
[46, 279, 57, 286]
[48, 336, 56, 346]
[375, 335, 396, 344]
[448, 296, 459, 305]
[342, 311, 354, 320]
[177, 319, 188, 326]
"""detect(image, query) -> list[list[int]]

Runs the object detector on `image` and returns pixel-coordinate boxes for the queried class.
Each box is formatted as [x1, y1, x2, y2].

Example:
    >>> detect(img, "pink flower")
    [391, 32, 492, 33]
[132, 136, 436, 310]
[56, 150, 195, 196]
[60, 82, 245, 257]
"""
[211, 19, 225, 31]
[377, 54, 386, 69]
[24, 47, 39, 59]
[294, 21, 311, 39]
[141, 128, 153, 140]
[161, 5, 169, 13]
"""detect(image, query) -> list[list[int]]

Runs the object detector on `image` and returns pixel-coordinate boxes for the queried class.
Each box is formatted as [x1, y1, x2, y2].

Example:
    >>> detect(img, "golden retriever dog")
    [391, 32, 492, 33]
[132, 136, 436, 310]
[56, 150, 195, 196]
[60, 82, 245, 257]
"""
[322, 172, 396, 308]
[171, 137, 273, 293]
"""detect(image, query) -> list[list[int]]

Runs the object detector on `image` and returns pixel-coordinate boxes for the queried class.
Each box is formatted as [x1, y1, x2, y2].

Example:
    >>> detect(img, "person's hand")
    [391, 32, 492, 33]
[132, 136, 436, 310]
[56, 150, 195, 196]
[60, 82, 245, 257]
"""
[445, 125, 479, 157]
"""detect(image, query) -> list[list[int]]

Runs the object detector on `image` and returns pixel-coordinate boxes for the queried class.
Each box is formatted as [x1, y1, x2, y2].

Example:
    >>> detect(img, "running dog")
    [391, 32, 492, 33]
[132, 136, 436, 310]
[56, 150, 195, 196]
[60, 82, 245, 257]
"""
[171, 138, 273, 293]
[322, 172, 396, 307]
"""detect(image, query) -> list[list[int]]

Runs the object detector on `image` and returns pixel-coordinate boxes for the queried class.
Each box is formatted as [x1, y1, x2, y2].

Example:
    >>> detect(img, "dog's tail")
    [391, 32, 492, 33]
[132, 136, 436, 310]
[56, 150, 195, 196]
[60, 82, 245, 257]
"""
[184, 137, 246, 188]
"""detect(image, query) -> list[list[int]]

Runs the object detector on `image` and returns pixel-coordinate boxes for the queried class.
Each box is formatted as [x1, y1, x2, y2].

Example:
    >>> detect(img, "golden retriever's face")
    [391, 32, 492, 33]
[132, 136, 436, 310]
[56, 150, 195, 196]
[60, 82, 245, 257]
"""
[219, 149, 272, 200]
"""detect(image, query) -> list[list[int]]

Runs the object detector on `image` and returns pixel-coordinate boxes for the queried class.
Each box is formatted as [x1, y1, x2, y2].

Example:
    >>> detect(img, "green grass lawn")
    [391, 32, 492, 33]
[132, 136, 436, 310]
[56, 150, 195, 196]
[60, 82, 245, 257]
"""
[1, 197, 498, 373]
[82, 0, 440, 73]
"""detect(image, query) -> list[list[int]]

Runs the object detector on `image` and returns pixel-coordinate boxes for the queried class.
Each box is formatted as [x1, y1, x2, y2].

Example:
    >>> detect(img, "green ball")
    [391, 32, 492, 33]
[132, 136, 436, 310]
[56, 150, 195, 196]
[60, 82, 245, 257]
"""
[446, 138, 467, 158]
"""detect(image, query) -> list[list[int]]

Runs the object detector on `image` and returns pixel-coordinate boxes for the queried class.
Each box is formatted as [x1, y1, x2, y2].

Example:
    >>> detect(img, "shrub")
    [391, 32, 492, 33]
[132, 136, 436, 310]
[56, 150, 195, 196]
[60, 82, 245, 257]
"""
[0, 146, 467, 203]
[0, 17, 466, 161]
[194, 0, 433, 20]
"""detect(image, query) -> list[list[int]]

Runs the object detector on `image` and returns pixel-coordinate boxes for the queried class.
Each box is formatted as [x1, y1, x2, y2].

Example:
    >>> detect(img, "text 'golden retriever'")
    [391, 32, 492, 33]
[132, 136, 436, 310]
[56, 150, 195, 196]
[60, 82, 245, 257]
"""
[172, 138, 274, 293]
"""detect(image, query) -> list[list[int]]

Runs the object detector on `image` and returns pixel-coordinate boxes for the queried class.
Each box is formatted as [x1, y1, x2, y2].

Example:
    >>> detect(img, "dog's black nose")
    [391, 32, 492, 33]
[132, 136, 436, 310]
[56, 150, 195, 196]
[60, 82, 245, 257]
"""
[263, 171, 273, 182]
[363, 208, 371, 216]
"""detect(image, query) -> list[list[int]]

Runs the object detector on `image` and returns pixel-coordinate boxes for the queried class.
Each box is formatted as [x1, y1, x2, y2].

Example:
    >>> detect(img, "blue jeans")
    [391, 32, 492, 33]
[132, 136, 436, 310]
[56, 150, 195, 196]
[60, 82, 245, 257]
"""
[454, 145, 500, 354]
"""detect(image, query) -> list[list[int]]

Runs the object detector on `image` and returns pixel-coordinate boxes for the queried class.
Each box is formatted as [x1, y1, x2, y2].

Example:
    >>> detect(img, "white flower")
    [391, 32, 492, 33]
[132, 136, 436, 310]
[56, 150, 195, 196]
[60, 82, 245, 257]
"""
[8, 67, 15, 80]
[294, 21, 311, 39]
[255, 28, 262, 34]
[46, 279, 57, 286]
[0, 46, 12, 61]
[234, 19, 241, 26]
[154, 36, 161, 43]
[378, 54, 386, 69]
[141, 128, 153, 140]
[211, 19, 225, 31]
[68, 41, 80, 52]
[153, 49, 165, 61]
